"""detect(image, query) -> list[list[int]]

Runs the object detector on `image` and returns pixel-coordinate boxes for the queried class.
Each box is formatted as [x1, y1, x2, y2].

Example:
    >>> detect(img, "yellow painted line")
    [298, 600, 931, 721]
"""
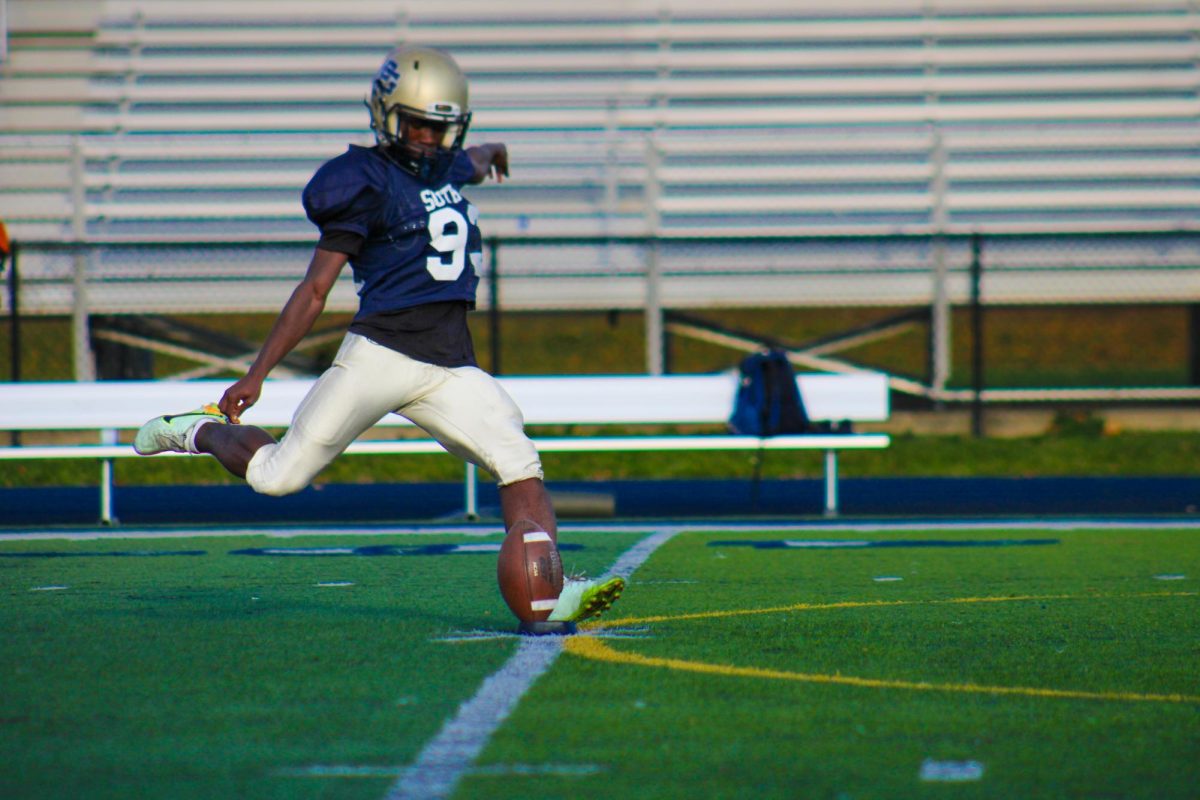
[585, 591, 1197, 631]
[569, 591, 1199, 705]
[563, 636, 1200, 705]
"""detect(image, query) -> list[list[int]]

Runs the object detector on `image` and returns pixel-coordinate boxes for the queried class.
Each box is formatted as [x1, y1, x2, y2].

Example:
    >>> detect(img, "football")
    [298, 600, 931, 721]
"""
[497, 520, 564, 622]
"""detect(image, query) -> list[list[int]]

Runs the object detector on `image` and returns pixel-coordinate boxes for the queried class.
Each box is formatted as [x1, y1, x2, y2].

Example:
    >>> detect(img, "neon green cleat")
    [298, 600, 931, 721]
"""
[548, 576, 625, 623]
[133, 403, 226, 455]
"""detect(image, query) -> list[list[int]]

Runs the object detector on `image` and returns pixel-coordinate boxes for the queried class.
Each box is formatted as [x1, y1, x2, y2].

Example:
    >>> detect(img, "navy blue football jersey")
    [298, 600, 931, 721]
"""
[302, 145, 482, 318]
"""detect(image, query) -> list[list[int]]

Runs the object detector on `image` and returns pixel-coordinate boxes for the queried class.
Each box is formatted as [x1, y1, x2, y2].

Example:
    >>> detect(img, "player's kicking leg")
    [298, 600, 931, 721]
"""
[133, 404, 274, 479]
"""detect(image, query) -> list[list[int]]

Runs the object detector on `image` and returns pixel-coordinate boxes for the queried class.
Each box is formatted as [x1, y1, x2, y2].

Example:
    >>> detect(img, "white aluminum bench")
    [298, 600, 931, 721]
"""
[0, 372, 890, 524]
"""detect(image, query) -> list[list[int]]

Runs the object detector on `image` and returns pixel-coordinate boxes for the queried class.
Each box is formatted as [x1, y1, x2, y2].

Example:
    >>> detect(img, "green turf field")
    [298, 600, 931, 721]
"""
[1, 524, 1196, 799]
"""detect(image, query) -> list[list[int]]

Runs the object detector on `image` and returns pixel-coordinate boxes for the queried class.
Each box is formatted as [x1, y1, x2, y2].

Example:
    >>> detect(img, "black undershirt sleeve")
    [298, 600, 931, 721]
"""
[317, 229, 366, 256]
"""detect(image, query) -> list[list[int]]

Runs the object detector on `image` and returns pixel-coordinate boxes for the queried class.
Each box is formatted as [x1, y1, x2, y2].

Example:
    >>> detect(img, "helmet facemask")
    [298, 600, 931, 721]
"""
[368, 48, 472, 183]
[374, 104, 470, 182]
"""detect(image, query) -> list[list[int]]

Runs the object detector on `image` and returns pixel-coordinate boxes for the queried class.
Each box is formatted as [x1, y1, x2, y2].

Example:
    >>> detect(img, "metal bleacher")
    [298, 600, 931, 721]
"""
[2, 0, 1199, 315]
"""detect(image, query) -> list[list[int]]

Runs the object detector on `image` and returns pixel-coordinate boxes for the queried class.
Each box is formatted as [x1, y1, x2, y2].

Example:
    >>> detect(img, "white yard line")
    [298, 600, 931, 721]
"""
[384, 635, 563, 800]
[383, 527, 681, 800]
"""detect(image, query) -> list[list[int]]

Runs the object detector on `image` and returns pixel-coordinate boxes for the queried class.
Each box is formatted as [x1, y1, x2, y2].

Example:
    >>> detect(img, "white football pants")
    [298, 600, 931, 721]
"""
[245, 332, 543, 496]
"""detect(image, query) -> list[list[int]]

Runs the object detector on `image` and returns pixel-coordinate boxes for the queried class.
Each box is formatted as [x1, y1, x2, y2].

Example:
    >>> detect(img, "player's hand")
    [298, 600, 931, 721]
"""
[467, 143, 510, 184]
[219, 375, 262, 424]
[484, 143, 509, 182]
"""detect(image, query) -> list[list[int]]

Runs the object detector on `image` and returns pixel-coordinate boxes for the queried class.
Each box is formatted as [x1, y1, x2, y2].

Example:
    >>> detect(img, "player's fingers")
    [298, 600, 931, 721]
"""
[220, 385, 253, 424]
[218, 392, 239, 423]
[232, 392, 257, 424]
[491, 146, 509, 179]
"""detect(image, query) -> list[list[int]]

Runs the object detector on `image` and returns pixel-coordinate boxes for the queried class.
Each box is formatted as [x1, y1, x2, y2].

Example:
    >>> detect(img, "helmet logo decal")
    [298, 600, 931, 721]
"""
[374, 58, 401, 97]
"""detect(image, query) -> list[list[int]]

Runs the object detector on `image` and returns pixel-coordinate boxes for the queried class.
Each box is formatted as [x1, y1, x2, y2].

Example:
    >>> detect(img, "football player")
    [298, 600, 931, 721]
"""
[133, 46, 622, 625]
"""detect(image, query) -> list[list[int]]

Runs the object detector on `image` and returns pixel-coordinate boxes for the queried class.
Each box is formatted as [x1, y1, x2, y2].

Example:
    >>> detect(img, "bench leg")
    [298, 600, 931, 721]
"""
[464, 463, 479, 521]
[100, 458, 115, 526]
[99, 428, 118, 525]
[823, 450, 839, 517]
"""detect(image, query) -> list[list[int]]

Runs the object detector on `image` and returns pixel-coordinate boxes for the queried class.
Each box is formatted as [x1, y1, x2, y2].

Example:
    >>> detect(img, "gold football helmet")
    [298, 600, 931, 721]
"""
[367, 46, 472, 181]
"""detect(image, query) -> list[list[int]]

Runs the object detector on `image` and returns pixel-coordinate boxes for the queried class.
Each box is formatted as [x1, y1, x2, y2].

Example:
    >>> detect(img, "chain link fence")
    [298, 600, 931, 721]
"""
[2, 232, 1198, 409]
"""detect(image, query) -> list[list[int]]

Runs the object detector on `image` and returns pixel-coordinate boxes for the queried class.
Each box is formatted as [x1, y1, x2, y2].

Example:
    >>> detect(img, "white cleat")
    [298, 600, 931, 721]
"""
[133, 403, 226, 455]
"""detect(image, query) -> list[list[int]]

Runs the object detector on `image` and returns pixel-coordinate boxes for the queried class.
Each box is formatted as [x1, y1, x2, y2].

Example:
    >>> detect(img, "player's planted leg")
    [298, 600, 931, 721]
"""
[498, 477, 625, 625]
[499, 477, 557, 540]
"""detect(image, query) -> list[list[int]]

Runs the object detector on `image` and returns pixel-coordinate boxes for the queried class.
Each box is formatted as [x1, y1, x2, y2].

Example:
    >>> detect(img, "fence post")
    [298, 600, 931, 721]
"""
[643, 135, 664, 376]
[930, 237, 950, 402]
[970, 234, 984, 437]
[645, 240, 664, 376]
[924, 13, 952, 406]
[70, 136, 95, 382]
[929, 130, 951, 404]
[72, 250, 95, 382]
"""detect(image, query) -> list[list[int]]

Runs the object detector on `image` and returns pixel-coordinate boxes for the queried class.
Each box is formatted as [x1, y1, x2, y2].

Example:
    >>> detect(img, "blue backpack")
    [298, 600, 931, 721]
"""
[729, 349, 811, 436]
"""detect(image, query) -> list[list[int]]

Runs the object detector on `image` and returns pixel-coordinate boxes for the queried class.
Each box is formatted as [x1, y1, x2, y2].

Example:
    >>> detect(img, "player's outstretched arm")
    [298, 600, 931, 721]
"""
[219, 247, 349, 422]
[466, 143, 509, 184]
